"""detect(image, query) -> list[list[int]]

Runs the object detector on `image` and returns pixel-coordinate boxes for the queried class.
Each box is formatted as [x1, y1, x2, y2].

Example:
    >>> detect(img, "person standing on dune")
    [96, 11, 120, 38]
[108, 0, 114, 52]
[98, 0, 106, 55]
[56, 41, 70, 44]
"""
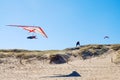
[76, 41, 80, 47]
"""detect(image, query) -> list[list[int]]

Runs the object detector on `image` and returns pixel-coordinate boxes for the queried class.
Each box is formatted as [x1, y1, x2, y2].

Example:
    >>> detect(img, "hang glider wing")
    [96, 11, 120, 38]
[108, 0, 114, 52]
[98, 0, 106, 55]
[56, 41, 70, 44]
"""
[34, 27, 48, 38]
[104, 36, 109, 39]
[7, 25, 48, 38]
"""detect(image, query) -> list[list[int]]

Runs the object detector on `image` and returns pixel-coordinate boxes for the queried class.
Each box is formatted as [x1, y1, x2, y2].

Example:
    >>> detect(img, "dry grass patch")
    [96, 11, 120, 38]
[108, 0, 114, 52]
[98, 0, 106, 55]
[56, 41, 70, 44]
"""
[111, 44, 120, 51]
[78, 45, 109, 59]
[112, 50, 120, 64]
[0, 49, 62, 61]
[49, 54, 70, 64]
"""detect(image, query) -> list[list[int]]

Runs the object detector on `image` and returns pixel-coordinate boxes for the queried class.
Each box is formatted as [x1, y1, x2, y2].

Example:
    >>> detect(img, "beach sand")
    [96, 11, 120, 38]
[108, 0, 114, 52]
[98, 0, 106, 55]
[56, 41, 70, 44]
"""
[0, 52, 120, 80]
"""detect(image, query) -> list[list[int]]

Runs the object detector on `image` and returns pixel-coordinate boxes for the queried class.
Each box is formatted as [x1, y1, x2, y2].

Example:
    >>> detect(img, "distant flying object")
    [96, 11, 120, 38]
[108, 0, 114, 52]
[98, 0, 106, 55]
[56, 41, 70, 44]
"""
[7, 25, 48, 39]
[27, 36, 37, 39]
[104, 36, 109, 39]
[76, 41, 80, 47]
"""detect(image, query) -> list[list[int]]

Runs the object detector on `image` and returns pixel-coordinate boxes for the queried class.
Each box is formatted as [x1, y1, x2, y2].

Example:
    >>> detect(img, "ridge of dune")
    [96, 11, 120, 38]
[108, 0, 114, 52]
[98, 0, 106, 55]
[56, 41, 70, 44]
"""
[0, 44, 120, 80]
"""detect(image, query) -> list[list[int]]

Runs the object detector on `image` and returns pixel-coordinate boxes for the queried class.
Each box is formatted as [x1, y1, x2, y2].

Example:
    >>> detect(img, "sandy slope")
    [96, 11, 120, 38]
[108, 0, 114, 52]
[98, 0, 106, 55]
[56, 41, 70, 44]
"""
[0, 51, 120, 80]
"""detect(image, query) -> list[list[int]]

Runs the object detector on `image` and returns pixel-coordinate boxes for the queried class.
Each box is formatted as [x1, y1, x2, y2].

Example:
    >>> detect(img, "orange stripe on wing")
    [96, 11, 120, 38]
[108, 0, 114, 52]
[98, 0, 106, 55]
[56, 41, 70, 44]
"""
[39, 27, 48, 38]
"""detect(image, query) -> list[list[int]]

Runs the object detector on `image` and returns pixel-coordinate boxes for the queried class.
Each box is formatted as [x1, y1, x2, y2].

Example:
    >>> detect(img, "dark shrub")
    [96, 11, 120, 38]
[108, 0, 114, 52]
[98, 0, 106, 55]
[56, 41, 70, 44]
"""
[49, 54, 69, 64]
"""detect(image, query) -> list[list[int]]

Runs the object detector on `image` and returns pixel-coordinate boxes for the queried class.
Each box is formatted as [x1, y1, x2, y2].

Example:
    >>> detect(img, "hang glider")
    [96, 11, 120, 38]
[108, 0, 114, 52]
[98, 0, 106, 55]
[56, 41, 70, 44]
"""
[104, 36, 109, 39]
[7, 25, 48, 39]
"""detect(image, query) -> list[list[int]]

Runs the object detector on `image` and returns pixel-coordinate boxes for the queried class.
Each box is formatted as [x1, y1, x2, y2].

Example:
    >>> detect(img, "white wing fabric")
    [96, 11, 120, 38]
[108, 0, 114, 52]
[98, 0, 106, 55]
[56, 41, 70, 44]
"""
[7, 25, 48, 38]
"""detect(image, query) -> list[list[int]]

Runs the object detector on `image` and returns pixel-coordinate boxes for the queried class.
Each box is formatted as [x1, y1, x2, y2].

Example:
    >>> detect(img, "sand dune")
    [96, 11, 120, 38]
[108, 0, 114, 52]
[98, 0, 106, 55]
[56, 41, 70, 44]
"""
[0, 45, 120, 80]
[0, 52, 120, 80]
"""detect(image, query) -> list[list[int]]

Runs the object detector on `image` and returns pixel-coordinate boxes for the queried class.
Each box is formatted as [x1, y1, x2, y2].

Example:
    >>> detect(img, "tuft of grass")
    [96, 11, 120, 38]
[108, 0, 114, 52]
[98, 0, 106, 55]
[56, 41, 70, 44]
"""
[112, 50, 120, 64]
[43, 50, 63, 54]
[0, 49, 30, 53]
[78, 45, 109, 59]
[0, 52, 13, 58]
[111, 44, 120, 51]
[49, 54, 69, 64]
[0, 49, 62, 60]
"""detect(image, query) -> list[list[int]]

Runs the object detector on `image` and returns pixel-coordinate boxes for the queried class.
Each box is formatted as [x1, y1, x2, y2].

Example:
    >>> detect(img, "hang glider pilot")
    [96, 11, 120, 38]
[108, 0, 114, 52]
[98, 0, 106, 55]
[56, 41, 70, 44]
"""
[27, 36, 37, 39]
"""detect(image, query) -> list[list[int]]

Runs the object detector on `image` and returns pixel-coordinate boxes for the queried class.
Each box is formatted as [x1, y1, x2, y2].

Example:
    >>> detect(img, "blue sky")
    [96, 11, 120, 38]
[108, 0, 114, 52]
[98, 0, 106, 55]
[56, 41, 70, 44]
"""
[0, 0, 120, 50]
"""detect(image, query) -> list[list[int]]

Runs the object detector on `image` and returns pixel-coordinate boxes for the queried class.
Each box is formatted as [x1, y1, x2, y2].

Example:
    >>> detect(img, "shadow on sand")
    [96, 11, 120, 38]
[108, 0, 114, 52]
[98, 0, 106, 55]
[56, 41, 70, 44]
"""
[41, 71, 81, 78]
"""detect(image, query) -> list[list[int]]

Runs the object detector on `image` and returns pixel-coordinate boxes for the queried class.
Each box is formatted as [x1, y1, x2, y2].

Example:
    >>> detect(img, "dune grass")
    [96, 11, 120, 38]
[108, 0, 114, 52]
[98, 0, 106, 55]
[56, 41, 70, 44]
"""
[111, 44, 120, 51]
[0, 49, 64, 60]
[77, 45, 109, 59]
[0, 44, 120, 63]
[112, 50, 120, 64]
